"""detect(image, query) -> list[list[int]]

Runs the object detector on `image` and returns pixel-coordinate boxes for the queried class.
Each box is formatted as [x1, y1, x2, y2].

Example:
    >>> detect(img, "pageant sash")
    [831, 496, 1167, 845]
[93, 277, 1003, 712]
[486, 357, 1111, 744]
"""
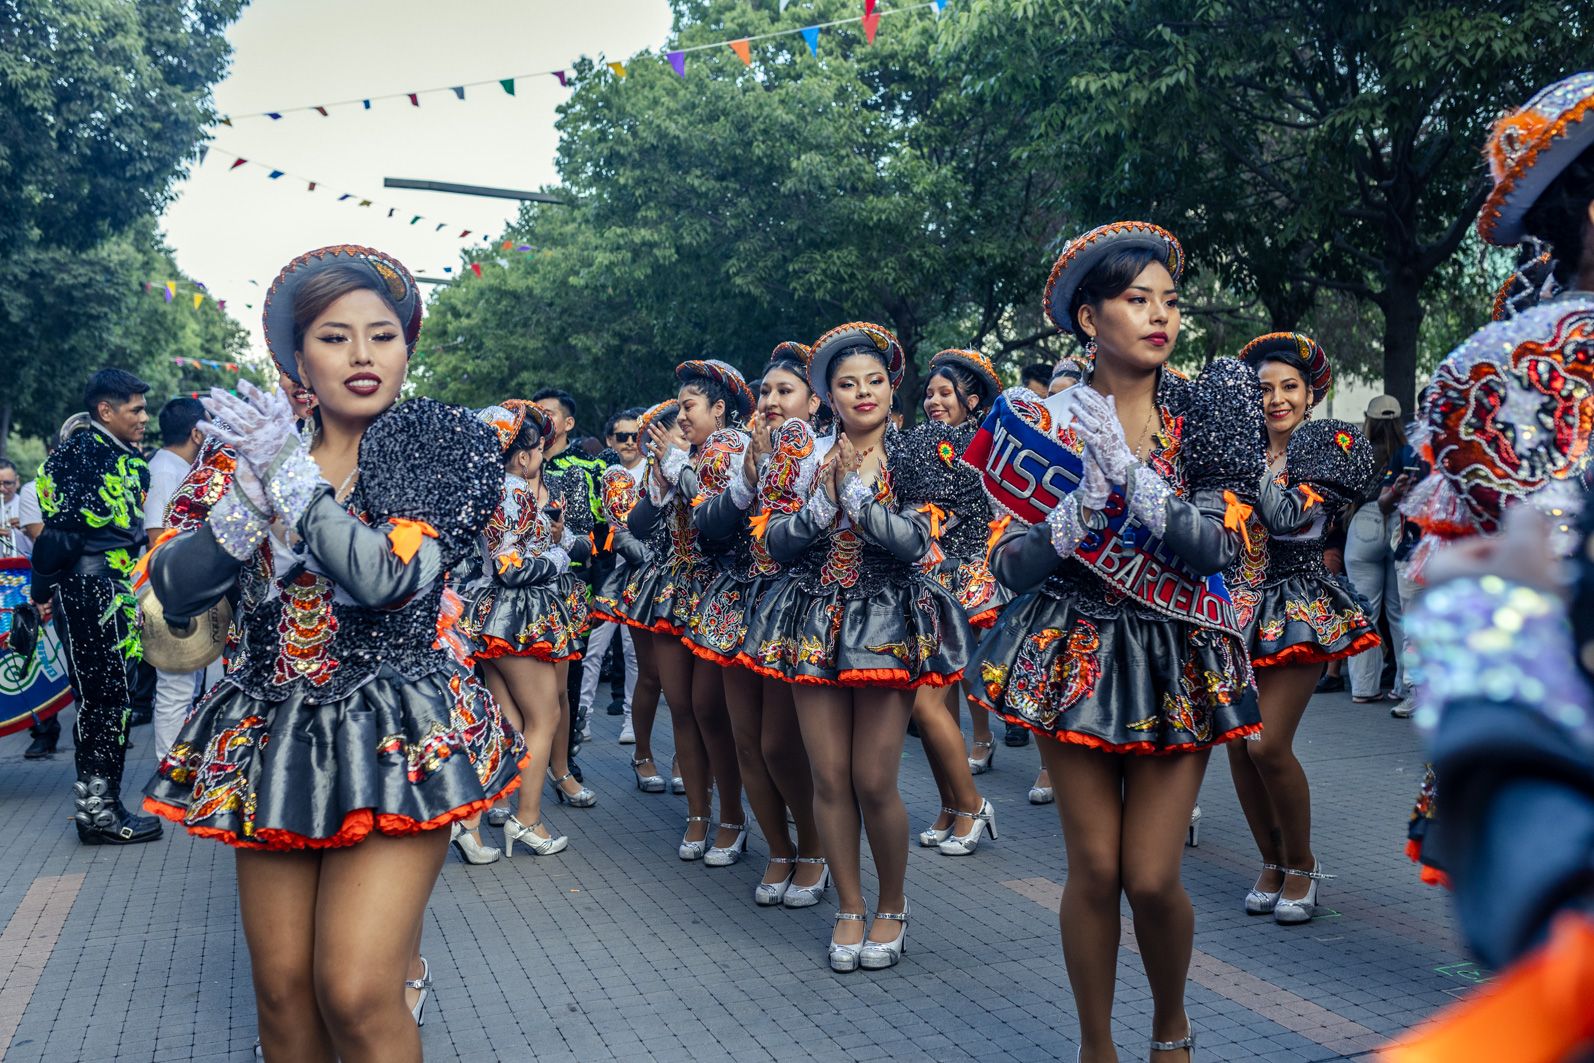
[963, 393, 1240, 637]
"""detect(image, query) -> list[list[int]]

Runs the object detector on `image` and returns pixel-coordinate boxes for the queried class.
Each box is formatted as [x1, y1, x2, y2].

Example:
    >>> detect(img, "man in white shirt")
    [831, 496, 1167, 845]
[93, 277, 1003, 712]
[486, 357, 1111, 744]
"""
[0, 460, 21, 557]
[579, 410, 644, 744]
[143, 397, 209, 762]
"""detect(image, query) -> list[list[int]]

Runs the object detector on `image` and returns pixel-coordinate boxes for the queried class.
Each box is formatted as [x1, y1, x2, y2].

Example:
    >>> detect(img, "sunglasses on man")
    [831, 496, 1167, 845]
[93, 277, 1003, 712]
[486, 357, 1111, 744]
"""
[611, 432, 638, 443]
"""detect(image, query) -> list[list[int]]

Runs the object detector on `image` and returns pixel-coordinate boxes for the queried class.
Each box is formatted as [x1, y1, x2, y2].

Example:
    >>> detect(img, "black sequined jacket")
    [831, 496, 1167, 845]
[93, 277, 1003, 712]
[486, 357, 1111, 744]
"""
[31, 425, 149, 599]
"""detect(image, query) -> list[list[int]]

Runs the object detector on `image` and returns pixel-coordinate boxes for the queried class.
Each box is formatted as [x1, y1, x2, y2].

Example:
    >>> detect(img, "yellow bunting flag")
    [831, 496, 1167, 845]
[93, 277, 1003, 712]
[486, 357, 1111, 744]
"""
[608, 61, 626, 78]
[164, 281, 178, 299]
[192, 293, 204, 310]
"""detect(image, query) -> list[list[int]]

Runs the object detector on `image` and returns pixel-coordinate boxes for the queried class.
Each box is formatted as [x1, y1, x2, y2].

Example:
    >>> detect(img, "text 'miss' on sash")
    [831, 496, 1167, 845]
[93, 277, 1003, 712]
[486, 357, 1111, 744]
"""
[961, 391, 1239, 637]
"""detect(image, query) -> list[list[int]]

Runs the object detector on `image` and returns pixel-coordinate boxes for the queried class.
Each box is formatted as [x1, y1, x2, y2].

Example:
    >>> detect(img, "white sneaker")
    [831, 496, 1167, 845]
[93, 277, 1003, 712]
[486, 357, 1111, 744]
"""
[581, 725, 593, 740]
[618, 720, 635, 744]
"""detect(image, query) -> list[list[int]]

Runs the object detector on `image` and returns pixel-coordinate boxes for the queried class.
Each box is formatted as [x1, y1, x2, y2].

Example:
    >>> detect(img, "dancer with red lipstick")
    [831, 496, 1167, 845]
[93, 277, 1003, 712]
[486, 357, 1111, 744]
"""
[687, 344, 828, 906]
[966, 223, 1263, 1061]
[142, 246, 524, 1062]
[738, 323, 971, 972]
[905, 348, 1009, 857]
[1225, 334, 1380, 925]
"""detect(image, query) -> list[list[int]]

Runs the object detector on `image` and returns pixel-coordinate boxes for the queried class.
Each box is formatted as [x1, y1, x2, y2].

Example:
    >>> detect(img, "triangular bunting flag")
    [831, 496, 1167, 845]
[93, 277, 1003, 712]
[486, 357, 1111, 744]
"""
[338, 193, 353, 202]
[933, 0, 949, 10]
[435, 223, 445, 231]
[411, 215, 422, 225]
[408, 93, 419, 106]
[362, 99, 371, 109]
[267, 169, 283, 179]
[501, 240, 514, 250]
[217, 300, 226, 311]
[192, 293, 204, 310]
[668, 50, 686, 77]
[865, 0, 877, 13]
[307, 181, 317, 191]
[779, 0, 791, 9]
[552, 71, 567, 87]
[163, 282, 177, 301]
[729, 39, 752, 65]
[219, 116, 232, 126]
[315, 105, 328, 116]
[459, 230, 471, 238]
[451, 86, 465, 100]
[608, 61, 626, 78]
[800, 26, 820, 55]
[266, 112, 282, 120]
[197, 145, 209, 165]
[862, 12, 880, 43]
[358, 199, 372, 207]
[470, 263, 483, 278]
[229, 157, 247, 170]
[500, 78, 515, 95]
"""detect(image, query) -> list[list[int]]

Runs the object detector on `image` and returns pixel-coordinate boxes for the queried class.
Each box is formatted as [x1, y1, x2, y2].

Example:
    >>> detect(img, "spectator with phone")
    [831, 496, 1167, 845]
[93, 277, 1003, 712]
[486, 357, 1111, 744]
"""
[1344, 394, 1420, 706]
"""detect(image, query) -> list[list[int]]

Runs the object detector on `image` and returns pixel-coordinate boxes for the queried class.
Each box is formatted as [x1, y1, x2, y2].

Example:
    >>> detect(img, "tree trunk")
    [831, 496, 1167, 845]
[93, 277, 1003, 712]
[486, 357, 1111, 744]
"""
[1380, 272, 1424, 418]
[0, 399, 10, 459]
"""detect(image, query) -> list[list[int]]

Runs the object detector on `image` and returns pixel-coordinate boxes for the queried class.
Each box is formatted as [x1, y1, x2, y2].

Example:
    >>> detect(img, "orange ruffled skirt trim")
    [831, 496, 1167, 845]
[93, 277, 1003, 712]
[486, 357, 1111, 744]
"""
[470, 633, 581, 664]
[729, 650, 963, 690]
[143, 751, 530, 851]
[1254, 629, 1380, 669]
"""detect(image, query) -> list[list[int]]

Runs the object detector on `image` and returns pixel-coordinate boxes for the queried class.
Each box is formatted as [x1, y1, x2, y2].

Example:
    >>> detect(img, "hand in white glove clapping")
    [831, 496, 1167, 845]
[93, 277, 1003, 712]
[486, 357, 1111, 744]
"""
[199, 380, 300, 475]
[1068, 388, 1137, 485]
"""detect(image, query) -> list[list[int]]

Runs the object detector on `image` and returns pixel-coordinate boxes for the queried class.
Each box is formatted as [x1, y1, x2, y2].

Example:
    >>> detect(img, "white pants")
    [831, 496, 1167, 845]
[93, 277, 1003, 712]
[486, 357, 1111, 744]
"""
[578, 621, 637, 724]
[1344, 502, 1406, 697]
[154, 661, 221, 762]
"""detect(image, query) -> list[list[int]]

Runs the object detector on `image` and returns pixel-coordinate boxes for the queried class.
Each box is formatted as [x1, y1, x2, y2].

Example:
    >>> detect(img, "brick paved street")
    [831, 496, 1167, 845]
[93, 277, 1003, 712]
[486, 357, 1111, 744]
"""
[0, 690, 1469, 1062]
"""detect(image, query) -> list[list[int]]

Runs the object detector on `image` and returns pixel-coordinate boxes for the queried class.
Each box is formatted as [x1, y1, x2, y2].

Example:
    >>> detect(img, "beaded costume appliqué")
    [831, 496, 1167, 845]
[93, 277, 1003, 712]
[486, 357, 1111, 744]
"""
[273, 571, 340, 687]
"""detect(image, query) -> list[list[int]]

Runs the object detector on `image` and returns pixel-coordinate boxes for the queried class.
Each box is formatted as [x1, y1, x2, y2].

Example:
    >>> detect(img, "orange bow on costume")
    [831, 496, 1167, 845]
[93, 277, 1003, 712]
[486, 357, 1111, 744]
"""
[387, 519, 439, 564]
[749, 509, 773, 540]
[1298, 484, 1325, 510]
[496, 550, 525, 575]
[917, 502, 947, 538]
[1222, 490, 1254, 551]
[131, 528, 181, 590]
[985, 514, 1012, 564]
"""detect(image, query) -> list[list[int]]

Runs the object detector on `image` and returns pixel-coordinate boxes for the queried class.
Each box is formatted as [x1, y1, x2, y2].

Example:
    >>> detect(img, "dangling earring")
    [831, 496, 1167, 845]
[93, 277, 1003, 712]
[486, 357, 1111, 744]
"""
[293, 386, 317, 410]
[1304, 403, 1314, 421]
[1084, 337, 1099, 359]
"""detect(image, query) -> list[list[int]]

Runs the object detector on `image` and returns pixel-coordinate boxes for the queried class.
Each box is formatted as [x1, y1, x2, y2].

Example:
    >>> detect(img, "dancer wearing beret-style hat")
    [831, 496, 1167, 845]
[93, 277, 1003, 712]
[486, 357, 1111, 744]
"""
[141, 246, 524, 1061]
[1226, 334, 1381, 925]
[637, 361, 755, 865]
[970, 222, 1262, 1061]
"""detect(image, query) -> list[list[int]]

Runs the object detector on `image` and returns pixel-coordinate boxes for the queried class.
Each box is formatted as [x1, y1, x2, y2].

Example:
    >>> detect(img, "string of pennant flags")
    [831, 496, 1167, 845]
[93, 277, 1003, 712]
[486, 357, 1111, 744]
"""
[216, 0, 949, 123]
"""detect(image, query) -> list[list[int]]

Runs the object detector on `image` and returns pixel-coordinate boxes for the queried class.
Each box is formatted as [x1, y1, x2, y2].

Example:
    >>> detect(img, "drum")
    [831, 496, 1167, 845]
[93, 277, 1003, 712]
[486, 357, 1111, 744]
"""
[0, 557, 73, 737]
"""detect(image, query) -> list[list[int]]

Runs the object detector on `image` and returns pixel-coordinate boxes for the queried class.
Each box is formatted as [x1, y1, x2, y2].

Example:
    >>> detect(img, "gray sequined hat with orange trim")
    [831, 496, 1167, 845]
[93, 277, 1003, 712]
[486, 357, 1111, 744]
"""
[262, 244, 423, 384]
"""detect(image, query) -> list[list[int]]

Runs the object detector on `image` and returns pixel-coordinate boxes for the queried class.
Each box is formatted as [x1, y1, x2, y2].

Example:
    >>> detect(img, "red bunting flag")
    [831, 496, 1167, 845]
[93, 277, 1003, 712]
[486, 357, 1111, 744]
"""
[470, 263, 483, 278]
[865, 0, 877, 12]
[229, 158, 247, 170]
[314, 105, 328, 116]
[217, 300, 226, 311]
[862, 12, 880, 42]
[459, 230, 471, 238]
[729, 39, 752, 65]
[307, 181, 317, 191]
[408, 93, 419, 106]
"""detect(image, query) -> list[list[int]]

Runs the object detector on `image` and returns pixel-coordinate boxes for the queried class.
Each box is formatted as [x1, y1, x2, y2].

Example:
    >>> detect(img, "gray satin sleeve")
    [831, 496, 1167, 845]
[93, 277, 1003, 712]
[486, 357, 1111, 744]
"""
[149, 525, 244, 621]
[990, 521, 1060, 594]
[295, 490, 440, 608]
[851, 501, 931, 565]
[766, 500, 829, 564]
[612, 525, 652, 568]
[1160, 489, 1242, 576]
[496, 554, 564, 588]
[693, 479, 751, 540]
[1256, 475, 1311, 536]
[628, 495, 664, 539]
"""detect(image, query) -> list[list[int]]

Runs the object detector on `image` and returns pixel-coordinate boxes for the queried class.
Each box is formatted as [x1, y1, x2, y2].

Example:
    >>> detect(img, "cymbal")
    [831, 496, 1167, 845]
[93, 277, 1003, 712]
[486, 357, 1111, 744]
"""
[138, 583, 230, 673]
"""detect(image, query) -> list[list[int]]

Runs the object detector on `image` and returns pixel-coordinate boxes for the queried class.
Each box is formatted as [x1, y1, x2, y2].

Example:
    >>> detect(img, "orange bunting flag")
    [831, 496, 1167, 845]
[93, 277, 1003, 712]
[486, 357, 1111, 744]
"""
[387, 519, 439, 563]
[985, 514, 1012, 563]
[729, 38, 752, 65]
[1222, 490, 1254, 550]
[749, 509, 773, 540]
[862, 12, 881, 43]
[1298, 483, 1325, 509]
[917, 502, 947, 538]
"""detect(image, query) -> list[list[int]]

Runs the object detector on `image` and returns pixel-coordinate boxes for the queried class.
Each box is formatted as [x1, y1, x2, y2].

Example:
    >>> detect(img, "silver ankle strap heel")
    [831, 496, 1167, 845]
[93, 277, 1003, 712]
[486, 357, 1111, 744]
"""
[1151, 1030, 1195, 1058]
[918, 806, 959, 847]
[829, 912, 867, 973]
[782, 858, 829, 909]
[1273, 862, 1332, 925]
[678, 815, 712, 861]
[859, 906, 909, 970]
[754, 857, 795, 906]
[1244, 862, 1285, 915]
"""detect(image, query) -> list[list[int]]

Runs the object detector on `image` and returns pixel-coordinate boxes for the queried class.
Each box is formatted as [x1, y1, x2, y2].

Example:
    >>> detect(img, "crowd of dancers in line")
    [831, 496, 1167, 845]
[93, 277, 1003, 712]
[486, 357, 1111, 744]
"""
[22, 70, 1594, 1063]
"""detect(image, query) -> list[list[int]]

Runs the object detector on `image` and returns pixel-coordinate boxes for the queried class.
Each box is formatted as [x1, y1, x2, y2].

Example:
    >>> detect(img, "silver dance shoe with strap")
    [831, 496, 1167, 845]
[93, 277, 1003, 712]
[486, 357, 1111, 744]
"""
[678, 815, 711, 860]
[1273, 861, 1330, 925]
[937, 799, 997, 856]
[1244, 863, 1285, 915]
[504, 816, 568, 857]
[917, 806, 958, 847]
[548, 769, 597, 807]
[858, 906, 909, 970]
[754, 857, 795, 906]
[829, 911, 867, 972]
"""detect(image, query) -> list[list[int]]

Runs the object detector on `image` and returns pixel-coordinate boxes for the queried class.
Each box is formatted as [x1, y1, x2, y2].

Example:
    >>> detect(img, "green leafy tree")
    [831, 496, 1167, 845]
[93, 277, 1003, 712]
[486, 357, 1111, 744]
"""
[950, 0, 1589, 411]
[418, 0, 1063, 423]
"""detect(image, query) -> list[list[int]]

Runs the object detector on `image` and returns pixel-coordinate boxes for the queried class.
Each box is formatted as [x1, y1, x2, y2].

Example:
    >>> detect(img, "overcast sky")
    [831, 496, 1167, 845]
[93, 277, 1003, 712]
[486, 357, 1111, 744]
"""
[159, 0, 675, 361]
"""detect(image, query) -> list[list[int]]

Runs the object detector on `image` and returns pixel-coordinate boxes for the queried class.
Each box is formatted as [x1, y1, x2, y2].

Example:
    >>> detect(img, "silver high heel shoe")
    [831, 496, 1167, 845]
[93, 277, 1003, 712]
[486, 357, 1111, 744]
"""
[504, 816, 567, 857]
[450, 821, 503, 864]
[967, 739, 995, 775]
[631, 756, 666, 793]
[670, 757, 685, 794]
[405, 956, 431, 1026]
[704, 822, 748, 867]
[754, 857, 795, 906]
[783, 858, 829, 909]
[1187, 803, 1202, 847]
[1028, 782, 1055, 805]
[1273, 861, 1330, 925]
[678, 815, 711, 860]
[1244, 863, 1285, 915]
[548, 769, 597, 807]
[917, 806, 958, 847]
[858, 906, 909, 970]
[1151, 1027, 1195, 1059]
[937, 799, 997, 856]
[829, 912, 867, 972]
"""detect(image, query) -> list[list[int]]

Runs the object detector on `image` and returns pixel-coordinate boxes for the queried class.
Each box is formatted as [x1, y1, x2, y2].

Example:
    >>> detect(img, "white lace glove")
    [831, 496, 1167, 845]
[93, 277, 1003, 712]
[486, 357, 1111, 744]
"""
[1047, 450, 1111, 559]
[199, 381, 298, 475]
[1069, 388, 1136, 485]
